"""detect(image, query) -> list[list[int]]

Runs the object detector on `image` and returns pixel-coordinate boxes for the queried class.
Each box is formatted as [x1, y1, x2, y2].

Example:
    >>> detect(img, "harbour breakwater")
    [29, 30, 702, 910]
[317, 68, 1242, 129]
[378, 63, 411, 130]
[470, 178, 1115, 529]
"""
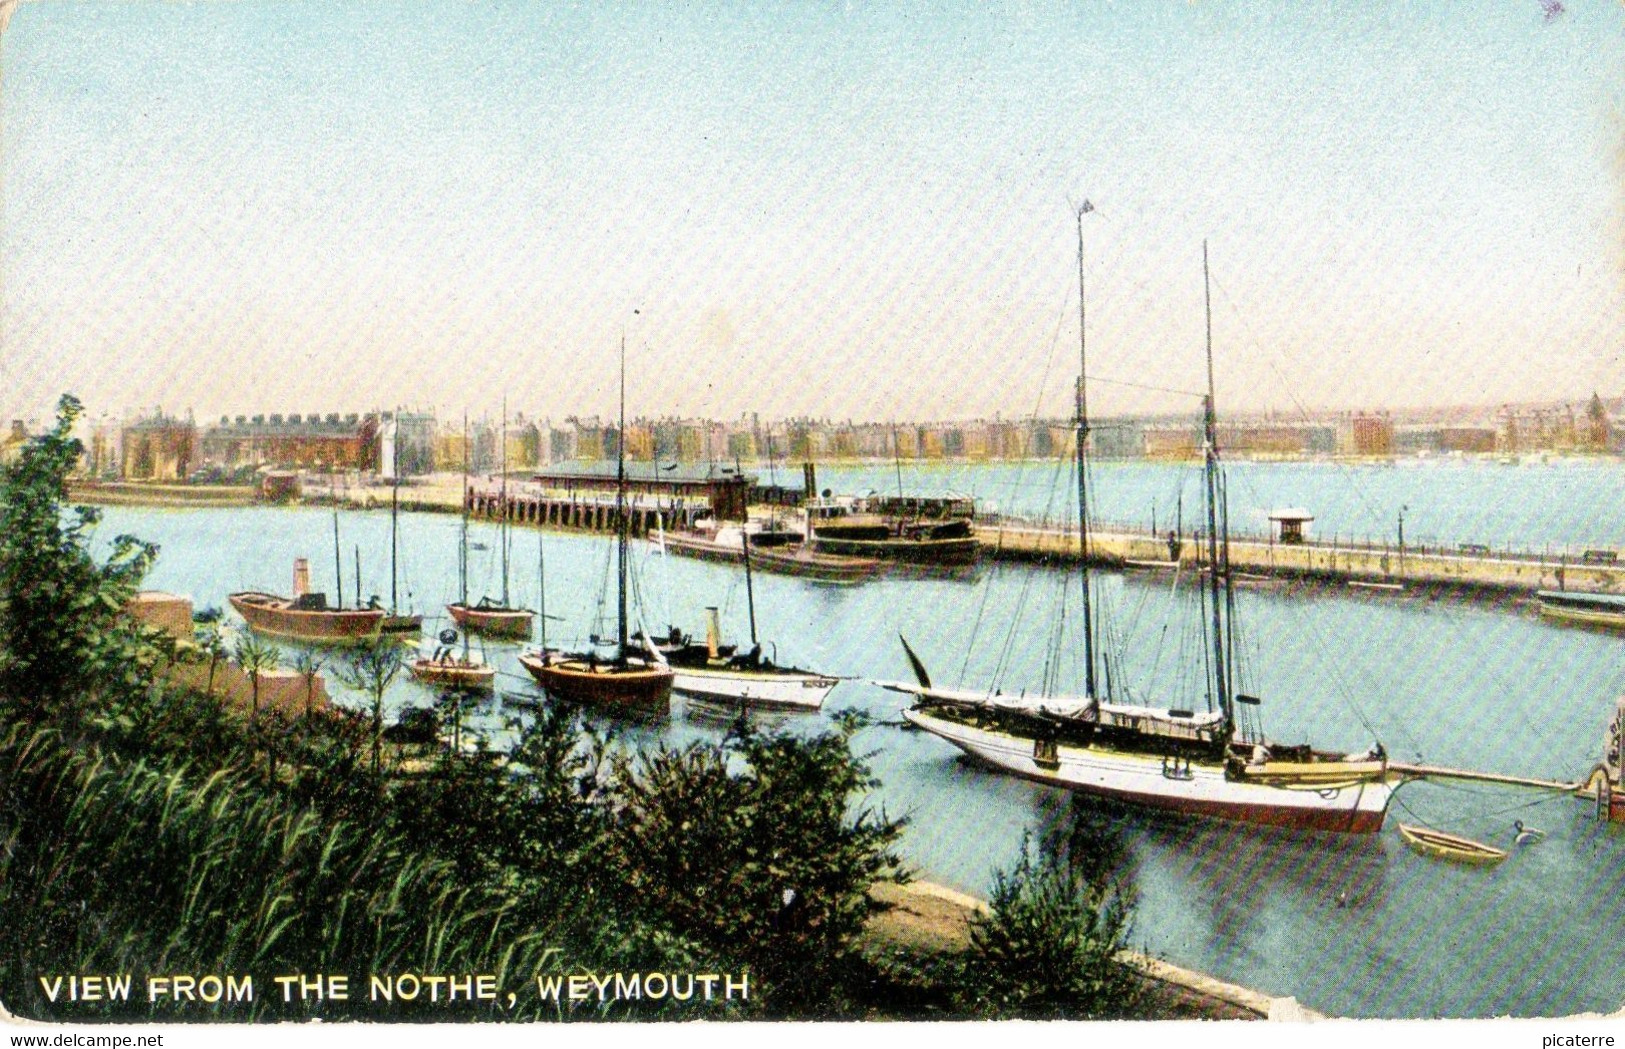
[985, 523, 1625, 597]
[67, 479, 259, 507]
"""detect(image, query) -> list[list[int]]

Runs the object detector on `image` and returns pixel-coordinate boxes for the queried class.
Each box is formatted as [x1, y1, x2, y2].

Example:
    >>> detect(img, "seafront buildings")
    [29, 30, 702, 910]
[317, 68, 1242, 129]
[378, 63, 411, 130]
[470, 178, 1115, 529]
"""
[35, 393, 1625, 481]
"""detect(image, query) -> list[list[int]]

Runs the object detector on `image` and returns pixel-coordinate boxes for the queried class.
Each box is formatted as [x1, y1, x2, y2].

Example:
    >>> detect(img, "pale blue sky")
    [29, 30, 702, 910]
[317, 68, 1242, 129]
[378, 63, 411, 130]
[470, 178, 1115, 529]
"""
[2, 1, 1621, 424]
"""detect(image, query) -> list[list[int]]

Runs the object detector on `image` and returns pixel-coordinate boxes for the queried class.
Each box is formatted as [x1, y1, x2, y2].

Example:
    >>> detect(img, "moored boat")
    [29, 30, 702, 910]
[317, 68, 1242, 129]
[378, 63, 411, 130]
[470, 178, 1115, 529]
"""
[1537, 590, 1625, 633]
[805, 492, 981, 566]
[519, 648, 672, 708]
[447, 601, 534, 638]
[229, 558, 385, 645]
[447, 408, 534, 639]
[660, 522, 881, 584]
[410, 654, 497, 690]
[410, 628, 496, 689]
[520, 337, 673, 711]
[381, 613, 425, 634]
[899, 701, 1391, 833]
[671, 661, 837, 709]
[891, 225, 1393, 834]
[662, 607, 837, 710]
[1397, 823, 1508, 865]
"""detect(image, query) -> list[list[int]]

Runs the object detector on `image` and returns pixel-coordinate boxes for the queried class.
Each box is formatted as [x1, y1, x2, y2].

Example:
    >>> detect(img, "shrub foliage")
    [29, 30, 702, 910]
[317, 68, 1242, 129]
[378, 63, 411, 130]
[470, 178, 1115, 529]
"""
[956, 801, 1143, 1019]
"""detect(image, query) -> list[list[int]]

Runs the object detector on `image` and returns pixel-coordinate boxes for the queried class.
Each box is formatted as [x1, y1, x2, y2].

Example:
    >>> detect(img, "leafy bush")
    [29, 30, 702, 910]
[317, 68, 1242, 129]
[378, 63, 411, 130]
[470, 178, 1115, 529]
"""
[0, 395, 159, 727]
[604, 713, 908, 1015]
[956, 800, 1141, 1019]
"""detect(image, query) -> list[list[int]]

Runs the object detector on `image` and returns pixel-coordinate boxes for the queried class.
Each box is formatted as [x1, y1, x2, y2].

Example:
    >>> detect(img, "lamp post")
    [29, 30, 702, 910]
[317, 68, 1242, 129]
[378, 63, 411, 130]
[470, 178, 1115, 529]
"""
[1398, 504, 1408, 575]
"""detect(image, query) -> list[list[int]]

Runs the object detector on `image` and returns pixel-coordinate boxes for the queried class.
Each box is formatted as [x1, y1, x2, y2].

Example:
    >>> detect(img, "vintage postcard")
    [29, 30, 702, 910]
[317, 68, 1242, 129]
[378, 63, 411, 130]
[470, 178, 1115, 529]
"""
[1, 2, 1622, 1045]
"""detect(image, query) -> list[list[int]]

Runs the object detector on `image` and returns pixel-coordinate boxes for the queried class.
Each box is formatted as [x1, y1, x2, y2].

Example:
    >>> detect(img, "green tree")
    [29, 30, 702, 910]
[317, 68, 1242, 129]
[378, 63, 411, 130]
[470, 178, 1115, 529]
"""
[605, 712, 908, 1014]
[1587, 392, 1610, 452]
[291, 645, 326, 718]
[334, 636, 404, 784]
[0, 394, 158, 729]
[199, 621, 228, 697]
[232, 633, 280, 722]
[956, 801, 1141, 1019]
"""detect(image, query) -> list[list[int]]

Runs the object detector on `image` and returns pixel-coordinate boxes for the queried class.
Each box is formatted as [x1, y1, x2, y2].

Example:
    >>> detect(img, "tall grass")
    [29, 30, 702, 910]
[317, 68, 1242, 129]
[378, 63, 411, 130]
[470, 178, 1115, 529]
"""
[0, 723, 569, 1021]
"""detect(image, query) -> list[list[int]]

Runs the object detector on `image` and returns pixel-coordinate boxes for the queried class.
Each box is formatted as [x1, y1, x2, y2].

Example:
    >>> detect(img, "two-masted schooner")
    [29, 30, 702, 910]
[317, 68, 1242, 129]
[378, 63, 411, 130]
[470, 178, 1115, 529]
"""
[888, 220, 1393, 833]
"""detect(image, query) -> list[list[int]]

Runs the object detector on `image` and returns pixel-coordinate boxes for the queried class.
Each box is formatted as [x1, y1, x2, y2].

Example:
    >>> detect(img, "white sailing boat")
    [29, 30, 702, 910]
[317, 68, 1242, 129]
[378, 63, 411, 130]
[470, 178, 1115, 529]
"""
[886, 222, 1392, 834]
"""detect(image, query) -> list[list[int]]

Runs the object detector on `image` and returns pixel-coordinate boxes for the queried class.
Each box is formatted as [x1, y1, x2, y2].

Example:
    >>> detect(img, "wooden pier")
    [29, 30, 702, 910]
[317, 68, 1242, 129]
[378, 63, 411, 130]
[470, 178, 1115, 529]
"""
[465, 489, 704, 538]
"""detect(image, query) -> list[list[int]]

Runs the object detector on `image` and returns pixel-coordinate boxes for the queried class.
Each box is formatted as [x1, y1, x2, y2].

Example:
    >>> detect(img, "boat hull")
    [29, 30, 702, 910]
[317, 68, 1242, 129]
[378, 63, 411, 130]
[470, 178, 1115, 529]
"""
[381, 613, 423, 635]
[409, 658, 496, 689]
[810, 534, 981, 566]
[903, 707, 1391, 834]
[1397, 823, 1507, 865]
[671, 666, 837, 710]
[661, 532, 881, 584]
[228, 592, 386, 645]
[1537, 598, 1625, 634]
[448, 603, 534, 639]
[519, 652, 673, 709]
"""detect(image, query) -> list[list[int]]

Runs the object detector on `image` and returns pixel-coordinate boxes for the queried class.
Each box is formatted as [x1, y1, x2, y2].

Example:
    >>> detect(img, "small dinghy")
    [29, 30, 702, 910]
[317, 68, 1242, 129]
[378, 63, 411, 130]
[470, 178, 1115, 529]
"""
[1397, 823, 1508, 866]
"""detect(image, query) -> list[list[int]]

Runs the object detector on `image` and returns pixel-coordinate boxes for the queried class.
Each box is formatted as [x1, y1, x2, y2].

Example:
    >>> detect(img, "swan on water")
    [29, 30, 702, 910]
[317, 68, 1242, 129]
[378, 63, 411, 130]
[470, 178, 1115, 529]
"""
[1513, 820, 1546, 846]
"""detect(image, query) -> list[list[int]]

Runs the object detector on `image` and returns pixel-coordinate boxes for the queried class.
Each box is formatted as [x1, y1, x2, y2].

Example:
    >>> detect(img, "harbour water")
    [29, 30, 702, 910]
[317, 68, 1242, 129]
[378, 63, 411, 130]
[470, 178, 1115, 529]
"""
[814, 457, 1625, 553]
[92, 459, 1625, 1019]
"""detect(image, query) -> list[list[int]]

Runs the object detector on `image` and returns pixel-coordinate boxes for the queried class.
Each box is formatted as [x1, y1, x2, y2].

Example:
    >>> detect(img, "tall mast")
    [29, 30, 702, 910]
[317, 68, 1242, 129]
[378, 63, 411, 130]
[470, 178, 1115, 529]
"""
[390, 410, 400, 614]
[459, 414, 469, 610]
[1201, 240, 1232, 723]
[616, 335, 629, 662]
[538, 530, 548, 652]
[892, 423, 905, 502]
[332, 473, 344, 610]
[1075, 201, 1099, 702]
[500, 399, 510, 608]
[460, 414, 470, 664]
[738, 457, 759, 648]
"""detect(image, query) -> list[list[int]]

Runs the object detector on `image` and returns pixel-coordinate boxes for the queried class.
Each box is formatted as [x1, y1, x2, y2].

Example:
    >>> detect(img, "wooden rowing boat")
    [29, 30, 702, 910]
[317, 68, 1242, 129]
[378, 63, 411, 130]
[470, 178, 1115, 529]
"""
[1397, 823, 1507, 865]
[1537, 590, 1625, 634]
[409, 656, 496, 690]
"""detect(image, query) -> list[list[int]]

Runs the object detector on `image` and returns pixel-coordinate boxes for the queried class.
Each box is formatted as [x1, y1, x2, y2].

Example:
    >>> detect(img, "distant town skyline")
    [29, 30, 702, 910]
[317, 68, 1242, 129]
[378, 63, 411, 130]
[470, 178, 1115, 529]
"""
[27, 388, 1625, 436]
[2, 3, 1622, 425]
[71, 390, 1625, 488]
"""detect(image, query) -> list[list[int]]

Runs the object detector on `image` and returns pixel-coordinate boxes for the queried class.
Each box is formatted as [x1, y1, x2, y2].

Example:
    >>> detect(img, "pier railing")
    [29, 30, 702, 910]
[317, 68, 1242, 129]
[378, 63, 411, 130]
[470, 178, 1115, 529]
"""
[988, 511, 1617, 570]
[983, 512, 1625, 596]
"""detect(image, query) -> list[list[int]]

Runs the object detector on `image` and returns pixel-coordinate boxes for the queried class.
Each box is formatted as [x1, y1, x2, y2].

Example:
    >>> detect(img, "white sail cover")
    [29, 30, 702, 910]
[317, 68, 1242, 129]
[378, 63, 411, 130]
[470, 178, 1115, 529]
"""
[879, 679, 1226, 733]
